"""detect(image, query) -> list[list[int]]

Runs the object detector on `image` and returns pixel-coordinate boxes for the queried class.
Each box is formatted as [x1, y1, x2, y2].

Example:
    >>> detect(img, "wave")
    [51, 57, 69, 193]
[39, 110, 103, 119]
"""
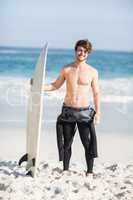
[0, 76, 133, 104]
[43, 77, 133, 103]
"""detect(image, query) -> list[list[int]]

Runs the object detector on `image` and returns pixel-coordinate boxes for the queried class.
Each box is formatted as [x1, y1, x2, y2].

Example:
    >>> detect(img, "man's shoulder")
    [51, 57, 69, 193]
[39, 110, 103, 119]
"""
[64, 63, 74, 68]
[62, 63, 74, 71]
[87, 64, 98, 74]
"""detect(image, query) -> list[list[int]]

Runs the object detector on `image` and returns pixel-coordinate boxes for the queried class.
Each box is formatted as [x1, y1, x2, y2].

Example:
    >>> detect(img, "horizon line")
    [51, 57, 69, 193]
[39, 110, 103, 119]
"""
[0, 45, 133, 54]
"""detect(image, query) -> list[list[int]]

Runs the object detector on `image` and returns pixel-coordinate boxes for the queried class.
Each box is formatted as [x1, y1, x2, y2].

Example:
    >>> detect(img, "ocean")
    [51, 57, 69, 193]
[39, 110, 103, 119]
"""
[0, 46, 133, 131]
[0, 46, 133, 102]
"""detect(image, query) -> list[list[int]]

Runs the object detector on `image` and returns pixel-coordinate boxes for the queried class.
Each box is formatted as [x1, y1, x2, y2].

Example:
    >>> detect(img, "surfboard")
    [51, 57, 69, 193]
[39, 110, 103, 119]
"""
[18, 43, 48, 177]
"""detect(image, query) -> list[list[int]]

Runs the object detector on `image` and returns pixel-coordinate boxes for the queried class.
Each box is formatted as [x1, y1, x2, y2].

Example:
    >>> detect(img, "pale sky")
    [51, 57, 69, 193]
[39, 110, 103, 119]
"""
[0, 0, 133, 51]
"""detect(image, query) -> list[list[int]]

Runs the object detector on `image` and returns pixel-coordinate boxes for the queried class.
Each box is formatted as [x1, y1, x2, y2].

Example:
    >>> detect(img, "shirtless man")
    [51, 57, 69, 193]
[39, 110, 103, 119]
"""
[44, 39, 101, 176]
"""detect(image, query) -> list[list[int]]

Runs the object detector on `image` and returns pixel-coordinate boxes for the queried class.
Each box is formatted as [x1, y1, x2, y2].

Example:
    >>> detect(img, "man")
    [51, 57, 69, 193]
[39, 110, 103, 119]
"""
[43, 39, 101, 177]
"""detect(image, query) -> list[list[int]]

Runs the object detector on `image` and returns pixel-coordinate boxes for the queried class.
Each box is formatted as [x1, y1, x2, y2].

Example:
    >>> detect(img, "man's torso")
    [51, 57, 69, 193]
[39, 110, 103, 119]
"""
[63, 63, 95, 107]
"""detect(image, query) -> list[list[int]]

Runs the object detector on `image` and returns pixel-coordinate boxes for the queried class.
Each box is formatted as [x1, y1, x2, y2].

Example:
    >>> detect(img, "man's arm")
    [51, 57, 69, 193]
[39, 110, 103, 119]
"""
[91, 69, 101, 123]
[43, 68, 65, 91]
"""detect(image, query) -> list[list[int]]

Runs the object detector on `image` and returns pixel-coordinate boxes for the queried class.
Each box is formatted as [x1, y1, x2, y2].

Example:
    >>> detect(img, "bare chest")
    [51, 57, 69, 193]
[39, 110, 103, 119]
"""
[66, 70, 92, 86]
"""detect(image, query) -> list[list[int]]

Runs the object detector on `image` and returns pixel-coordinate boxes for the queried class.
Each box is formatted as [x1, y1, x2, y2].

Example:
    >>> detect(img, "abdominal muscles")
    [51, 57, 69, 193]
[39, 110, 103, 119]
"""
[64, 84, 91, 107]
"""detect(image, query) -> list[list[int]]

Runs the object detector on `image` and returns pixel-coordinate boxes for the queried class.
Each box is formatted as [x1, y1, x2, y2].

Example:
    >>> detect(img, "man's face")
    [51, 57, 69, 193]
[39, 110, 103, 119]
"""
[75, 46, 89, 62]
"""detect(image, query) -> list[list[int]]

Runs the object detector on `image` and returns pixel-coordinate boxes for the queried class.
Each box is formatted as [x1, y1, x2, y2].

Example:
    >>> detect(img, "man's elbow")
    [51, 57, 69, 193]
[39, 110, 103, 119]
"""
[93, 90, 101, 98]
[51, 83, 60, 90]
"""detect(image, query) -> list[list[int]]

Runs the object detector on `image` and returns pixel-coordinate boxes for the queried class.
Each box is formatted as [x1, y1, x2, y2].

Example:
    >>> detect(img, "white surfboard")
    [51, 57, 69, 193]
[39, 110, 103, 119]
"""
[19, 43, 48, 177]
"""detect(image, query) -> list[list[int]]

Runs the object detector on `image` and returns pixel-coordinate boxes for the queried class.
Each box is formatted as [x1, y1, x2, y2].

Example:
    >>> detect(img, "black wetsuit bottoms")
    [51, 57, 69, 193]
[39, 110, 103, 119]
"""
[56, 103, 98, 173]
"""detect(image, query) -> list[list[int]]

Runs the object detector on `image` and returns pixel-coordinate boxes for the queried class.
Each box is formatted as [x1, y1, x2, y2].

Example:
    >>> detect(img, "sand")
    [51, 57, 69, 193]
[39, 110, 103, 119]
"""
[0, 99, 133, 199]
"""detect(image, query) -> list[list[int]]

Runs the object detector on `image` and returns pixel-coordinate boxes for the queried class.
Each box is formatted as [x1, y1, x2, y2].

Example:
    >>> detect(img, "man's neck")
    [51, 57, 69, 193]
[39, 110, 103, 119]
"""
[74, 60, 86, 68]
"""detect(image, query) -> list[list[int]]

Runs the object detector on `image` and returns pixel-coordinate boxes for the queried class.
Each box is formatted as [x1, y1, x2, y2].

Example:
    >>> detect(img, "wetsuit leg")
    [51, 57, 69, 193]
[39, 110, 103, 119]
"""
[56, 120, 64, 161]
[62, 122, 76, 170]
[86, 157, 94, 173]
[88, 121, 98, 159]
[77, 121, 98, 173]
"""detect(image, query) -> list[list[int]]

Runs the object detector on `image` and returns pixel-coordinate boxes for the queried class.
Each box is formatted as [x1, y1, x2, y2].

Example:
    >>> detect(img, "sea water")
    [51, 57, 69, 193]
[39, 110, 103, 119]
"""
[0, 46, 133, 129]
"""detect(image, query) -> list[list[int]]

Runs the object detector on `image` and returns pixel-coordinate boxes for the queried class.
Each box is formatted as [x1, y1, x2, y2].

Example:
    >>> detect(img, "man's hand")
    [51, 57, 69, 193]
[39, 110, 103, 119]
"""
[94, 113, 100, 125]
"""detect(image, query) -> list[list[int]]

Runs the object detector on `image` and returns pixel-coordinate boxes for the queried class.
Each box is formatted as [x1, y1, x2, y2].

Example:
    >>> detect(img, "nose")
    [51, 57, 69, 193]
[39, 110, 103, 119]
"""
[80, 51, 85, 56]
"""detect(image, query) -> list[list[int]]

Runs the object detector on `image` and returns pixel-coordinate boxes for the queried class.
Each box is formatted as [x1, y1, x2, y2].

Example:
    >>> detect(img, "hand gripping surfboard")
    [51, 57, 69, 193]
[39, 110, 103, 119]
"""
[18, 43, 48, 177]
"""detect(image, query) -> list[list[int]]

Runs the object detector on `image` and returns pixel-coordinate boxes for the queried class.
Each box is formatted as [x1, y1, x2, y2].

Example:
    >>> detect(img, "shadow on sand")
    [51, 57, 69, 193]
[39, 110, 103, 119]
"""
[0, 160, 27, 177]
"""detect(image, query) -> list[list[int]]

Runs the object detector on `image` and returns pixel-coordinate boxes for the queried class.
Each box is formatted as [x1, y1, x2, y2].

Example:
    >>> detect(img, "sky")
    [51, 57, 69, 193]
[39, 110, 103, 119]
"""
[0, 0, 133, 51]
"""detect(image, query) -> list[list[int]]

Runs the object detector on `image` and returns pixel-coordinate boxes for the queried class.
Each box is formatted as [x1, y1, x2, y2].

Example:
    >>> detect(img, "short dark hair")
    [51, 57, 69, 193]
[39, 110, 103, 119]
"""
[75, 39, 92, 53]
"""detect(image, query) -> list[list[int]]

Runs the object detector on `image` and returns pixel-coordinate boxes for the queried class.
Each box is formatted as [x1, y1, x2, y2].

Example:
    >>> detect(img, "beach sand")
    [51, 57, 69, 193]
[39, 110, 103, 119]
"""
[0, 101, 133, 199]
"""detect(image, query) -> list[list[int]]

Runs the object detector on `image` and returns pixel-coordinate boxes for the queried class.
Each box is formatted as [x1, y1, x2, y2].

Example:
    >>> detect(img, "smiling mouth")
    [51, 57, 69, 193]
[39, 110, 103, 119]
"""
[79, 55, 84, 57]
